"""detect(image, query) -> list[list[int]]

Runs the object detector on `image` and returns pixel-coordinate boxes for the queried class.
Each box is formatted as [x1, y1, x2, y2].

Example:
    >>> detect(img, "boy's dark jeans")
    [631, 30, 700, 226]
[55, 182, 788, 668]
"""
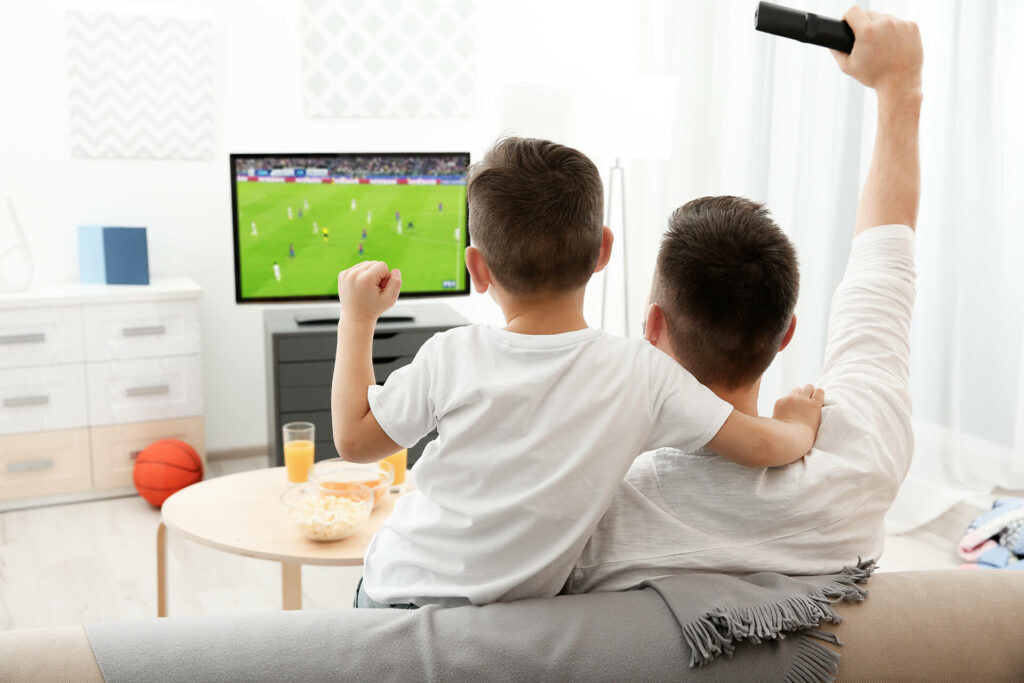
[353, 577, 419, 610]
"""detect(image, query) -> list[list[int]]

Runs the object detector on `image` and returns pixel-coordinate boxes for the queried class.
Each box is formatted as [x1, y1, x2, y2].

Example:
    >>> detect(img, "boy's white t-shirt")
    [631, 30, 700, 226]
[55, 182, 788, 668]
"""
[568, 225, 916, 592]
[363, 326, 733, 606]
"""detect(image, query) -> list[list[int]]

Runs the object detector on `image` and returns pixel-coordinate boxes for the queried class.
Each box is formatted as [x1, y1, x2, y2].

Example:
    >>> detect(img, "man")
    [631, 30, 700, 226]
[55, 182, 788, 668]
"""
[569, 7, 922, 591]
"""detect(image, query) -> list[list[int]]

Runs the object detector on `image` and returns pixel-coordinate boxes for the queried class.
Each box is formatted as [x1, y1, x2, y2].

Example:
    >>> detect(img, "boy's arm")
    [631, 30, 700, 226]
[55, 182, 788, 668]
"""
[331, 261, 403, 463]
[705, 385, 824, 468]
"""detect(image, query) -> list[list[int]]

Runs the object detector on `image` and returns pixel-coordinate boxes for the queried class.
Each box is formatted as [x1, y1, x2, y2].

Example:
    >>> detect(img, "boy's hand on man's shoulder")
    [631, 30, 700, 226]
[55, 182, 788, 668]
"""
[337, 261, 402, 324]
[772, 384, 825, 450]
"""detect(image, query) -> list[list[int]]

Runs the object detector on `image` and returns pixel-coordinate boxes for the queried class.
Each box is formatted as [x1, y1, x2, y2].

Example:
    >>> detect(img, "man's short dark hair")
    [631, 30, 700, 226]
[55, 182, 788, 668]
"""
[653, 196, 799, 389]
[466, 137, 604, 295]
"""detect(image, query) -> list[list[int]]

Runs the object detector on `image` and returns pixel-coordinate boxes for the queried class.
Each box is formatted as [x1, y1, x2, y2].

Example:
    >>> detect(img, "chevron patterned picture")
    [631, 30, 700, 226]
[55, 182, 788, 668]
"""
[65, 12, 216, 160]
[300, 0, 476, 118]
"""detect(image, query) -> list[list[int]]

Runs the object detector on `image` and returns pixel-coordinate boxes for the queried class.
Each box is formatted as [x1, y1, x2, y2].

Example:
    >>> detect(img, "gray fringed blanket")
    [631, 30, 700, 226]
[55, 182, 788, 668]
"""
[86, 560, 873, 682]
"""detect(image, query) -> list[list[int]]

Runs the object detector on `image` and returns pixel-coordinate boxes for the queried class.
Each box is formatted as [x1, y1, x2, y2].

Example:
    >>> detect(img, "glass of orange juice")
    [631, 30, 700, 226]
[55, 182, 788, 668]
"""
[382, 448, 407, 490]
[283, 422, 315, 483]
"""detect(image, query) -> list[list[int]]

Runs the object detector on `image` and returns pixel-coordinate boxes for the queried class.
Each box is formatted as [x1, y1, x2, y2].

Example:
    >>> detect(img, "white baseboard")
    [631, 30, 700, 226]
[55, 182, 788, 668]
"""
[0, 486, 137, 513]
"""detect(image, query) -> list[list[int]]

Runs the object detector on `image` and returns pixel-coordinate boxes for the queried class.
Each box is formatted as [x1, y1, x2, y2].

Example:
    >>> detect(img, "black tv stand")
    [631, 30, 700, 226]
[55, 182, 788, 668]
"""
[265, 303, 468, 468]
[294, 311, 416, 326]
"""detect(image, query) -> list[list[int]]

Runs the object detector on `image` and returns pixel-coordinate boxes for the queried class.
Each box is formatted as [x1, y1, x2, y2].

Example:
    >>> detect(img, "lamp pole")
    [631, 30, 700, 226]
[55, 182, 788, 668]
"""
[600, 158, 629, 335]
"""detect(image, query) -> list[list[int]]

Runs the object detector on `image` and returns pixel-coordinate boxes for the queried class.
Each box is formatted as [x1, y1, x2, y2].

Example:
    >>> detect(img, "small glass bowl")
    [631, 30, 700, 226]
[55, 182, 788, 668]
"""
[280, 481, 373, 542]
[310, 459, 395, 509]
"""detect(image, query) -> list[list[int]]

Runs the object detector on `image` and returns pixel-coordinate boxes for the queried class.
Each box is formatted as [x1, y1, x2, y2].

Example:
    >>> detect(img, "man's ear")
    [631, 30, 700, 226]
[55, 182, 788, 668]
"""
[594, 226, 614, 273]
[778, 314, 797, 351]
[644, 302, 664, 345]
[465, 246, 490, 294]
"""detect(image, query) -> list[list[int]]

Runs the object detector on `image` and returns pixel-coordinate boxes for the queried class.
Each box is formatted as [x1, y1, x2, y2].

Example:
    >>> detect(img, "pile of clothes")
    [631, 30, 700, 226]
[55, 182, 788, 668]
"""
[959, 498, 1024, 570]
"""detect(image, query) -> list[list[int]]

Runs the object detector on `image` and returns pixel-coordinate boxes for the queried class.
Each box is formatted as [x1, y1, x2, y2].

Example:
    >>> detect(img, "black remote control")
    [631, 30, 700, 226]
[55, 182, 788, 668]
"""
[754, 1, 855, 53]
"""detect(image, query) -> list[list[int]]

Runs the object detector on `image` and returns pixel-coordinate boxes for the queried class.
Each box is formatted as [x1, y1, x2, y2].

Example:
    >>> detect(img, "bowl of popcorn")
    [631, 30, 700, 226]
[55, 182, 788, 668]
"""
[310, 459, 395, 509]
[280, 481, 373, 542]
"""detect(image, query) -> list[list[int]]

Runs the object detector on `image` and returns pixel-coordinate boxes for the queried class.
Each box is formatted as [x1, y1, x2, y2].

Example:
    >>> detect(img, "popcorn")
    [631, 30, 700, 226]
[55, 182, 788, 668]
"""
[286, 492, 368, 541]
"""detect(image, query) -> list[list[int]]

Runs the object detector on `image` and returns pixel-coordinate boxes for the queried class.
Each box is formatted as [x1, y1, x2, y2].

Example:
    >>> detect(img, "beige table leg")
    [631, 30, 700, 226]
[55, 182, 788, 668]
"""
[157, 522, 168, 617]
[282, 563, 302, 610]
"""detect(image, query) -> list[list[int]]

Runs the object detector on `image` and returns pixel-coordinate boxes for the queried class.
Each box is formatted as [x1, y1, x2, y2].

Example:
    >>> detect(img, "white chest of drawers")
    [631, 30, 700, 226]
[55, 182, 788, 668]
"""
[0, 278, 205, 510]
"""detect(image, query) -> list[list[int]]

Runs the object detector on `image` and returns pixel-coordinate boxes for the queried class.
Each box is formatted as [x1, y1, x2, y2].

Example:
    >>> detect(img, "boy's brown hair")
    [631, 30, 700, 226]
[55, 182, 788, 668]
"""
[467, 137, 604, 295]
[652, 196, 799, 389]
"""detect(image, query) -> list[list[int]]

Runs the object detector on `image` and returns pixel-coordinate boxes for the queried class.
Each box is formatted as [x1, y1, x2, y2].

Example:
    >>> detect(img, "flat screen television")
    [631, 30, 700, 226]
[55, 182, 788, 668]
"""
[230, 152, 470, 303]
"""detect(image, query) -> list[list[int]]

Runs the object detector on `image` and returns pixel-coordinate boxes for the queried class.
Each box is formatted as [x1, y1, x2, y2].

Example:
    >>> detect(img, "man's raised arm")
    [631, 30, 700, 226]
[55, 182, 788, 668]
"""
[833, 7, 923, 233]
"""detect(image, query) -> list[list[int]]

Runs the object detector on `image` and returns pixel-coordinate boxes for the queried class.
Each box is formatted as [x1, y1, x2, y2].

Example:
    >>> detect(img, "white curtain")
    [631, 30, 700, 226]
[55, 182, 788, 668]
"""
[604, 0, 1024, 532]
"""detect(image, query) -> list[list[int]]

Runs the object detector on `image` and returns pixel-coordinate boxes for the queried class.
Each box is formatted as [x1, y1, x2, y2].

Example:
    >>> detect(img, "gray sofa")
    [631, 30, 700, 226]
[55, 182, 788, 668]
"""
[2, 570, 1023, 681]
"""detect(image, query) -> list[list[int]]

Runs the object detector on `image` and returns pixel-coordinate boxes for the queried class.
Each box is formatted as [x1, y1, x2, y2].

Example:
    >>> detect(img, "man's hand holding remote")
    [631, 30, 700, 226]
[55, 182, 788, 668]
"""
[834, 6, 923, 234]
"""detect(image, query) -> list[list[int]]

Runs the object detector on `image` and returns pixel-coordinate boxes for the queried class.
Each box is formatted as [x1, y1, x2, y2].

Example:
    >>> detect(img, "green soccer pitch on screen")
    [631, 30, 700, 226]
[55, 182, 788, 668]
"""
[230, 153, 470, 303]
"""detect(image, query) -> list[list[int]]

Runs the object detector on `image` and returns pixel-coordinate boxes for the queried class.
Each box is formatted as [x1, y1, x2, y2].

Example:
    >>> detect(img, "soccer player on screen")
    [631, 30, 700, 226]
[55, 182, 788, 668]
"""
[273, 261, 281, 282]
[396, 219, 403, 235]
[250, 221, 258, 237]
[289, 243, 295, 259]
[367, 211, 372, 225]
[362, 228, 367, 239]
[322, 227, 330, 243]
[287, 206, 293, 220]
[358, 241, 364, 256]
[303, 199, 310, 211]
[352, 198, 357, 211]
[438, 202, 443, 213]
[313, 220, 319, 235]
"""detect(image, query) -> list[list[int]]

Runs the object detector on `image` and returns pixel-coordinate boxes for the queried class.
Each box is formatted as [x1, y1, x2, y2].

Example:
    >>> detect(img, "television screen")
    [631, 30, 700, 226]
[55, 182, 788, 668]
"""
[230, 152, 470, 303]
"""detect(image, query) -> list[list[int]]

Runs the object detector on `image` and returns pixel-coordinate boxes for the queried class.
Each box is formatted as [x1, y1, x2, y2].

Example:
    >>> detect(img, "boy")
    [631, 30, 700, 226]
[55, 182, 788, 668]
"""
[332, 138, 823, 609]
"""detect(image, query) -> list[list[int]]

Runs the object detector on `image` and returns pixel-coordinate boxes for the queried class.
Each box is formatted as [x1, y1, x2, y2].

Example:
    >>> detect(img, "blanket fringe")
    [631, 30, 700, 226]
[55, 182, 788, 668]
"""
[684, 558, 875, 671]
[783, 632, 842, 683]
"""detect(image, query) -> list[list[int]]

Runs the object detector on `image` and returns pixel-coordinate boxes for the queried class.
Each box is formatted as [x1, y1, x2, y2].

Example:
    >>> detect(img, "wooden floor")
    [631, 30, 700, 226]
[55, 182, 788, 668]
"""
[0, 454, 1001, 631]
[0, 455, 363, 631]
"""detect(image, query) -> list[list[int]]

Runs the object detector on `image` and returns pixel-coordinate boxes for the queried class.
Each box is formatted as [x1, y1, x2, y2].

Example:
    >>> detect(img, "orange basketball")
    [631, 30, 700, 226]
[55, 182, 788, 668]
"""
[132, 439, 204, 508]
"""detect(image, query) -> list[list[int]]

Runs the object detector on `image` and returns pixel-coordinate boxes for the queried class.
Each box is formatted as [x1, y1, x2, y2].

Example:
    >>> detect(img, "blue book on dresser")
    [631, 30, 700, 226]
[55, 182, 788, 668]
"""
[78, 226, 150, 285]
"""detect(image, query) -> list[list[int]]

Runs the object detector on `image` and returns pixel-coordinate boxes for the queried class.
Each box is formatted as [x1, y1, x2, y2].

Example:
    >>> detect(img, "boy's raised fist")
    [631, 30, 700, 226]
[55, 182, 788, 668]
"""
[337, 261, 402, 322]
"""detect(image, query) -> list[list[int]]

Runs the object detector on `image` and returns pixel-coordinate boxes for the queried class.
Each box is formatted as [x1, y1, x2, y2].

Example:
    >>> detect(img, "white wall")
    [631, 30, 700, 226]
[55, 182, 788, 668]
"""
[0, 0, 663, 451]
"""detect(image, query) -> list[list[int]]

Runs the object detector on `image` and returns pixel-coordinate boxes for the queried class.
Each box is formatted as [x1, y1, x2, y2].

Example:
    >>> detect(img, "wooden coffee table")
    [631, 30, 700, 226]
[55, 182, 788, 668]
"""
[156, 466, 406, 616]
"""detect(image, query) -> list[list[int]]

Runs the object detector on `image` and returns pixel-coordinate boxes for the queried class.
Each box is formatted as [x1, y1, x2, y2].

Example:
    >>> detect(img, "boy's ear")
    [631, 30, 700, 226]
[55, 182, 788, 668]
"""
[465, 246, 490, 294]
[594, 226, 614, 273]
[778, 314, 797, 351]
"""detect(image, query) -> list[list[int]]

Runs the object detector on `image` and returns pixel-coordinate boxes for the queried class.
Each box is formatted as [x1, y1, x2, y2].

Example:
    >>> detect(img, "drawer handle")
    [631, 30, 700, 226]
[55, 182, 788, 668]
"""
[3, 395, 50, 408]
[125, 384, 170, 397]
[0, 332, 46, 345]
[7, 459, 55, 473]
[122, 325, 166, 337]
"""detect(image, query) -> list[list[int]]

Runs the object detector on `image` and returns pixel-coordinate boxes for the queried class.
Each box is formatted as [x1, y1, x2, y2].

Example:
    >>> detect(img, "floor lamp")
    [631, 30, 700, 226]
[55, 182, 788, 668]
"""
[600, 159, 628, 334]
